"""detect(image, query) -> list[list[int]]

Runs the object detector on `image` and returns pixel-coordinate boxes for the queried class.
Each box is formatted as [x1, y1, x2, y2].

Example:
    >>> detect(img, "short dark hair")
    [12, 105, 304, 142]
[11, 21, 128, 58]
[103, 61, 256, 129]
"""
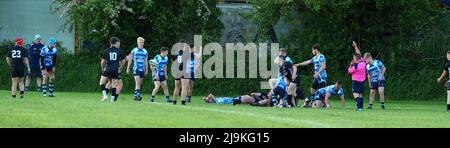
[336, 80, 343, 85]
[189, 43, 195, 49]
[161, 46, 169, 52]
[354, 53, 361, 59]
[312, 44, 320, 51]
[110, 37, 120, 45]
[447, 50, 450, 54]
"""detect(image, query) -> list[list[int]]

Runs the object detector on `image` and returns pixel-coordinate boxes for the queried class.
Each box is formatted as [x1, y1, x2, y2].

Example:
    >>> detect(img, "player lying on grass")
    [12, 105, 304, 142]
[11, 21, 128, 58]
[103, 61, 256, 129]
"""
[203, 92, 272, 107]
[437, 50, 450, 113]
[25, 34, 44, 92]
[126, 37, 148, 101]
[349, 41, 367, 111]
[40, 38, 58, 97]
[295, 44, 327, 108]
[311, 80, 346, 109]
[150, 47, 171, 103]
[6, 38, 30, 99]
[100, 37, 126, 102]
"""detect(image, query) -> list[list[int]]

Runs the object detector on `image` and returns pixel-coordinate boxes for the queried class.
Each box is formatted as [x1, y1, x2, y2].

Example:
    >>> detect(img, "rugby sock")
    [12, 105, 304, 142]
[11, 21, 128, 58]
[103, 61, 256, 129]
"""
[49, 83, 54, 94]
[151, 96, 155, 102]
[43, 85, 47, 95]
[20, 91, 24, 98]
[271, 94, 278, 107]
[105, 88, 110, 95]
[181, 100, 186, 105]
[101, 84, 107, 97]
[187, 96, 192, 102]
[134, 89, 138, 97]
[37, 87, 41, 92]
[25, 86, 29, 91]
[173, 100, 177, 105]
[356, 97, 364, 110]
[12, 95, 16, 98]
[233, 97, 242, 106]
[111, 88, 117, 102]
[368, 104, 373, 109]
[166, 96, 171, 102]
[287, 95, 293, 106]
[381, 102, 385, 109]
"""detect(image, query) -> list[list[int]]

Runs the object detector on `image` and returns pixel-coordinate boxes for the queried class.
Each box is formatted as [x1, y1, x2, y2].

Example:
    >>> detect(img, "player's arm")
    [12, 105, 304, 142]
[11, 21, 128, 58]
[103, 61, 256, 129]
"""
[24, 57, 30, 72]
[40, 55, 46, 70]
[324, 92, 332, 108]
[292, 65, 297, 80]
[53, 55, 58, 72]
[379, 67, 386, 81]
[126, 53, 133, 75]
[250, 93, 261, 96]
[145, 57, 149, 76]
[438, 70, 448, 83]
[340, 95, 346, 109]
[295, 60, 311, 67]
[352, 41, 361, 54]
[6, 57, 11, 68]
[368, 74, 373, 87]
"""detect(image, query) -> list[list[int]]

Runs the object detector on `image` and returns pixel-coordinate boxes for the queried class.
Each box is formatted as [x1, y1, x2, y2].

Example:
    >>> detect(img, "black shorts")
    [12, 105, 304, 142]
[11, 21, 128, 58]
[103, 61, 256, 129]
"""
[370, 80, 385, 90]
[181, 72, 195, 81]
[11, 66, 25, 78]
[29, 64, 42, 78]
[102, 69, 119, 79]
[290, 76, 301, 86]
[312, 78, 326, 90]
[352, 80, 365, 94]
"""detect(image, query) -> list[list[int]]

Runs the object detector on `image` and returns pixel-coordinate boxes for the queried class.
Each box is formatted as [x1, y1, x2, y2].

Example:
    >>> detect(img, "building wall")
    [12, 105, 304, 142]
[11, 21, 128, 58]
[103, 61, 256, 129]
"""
[0, 0, 74, 53]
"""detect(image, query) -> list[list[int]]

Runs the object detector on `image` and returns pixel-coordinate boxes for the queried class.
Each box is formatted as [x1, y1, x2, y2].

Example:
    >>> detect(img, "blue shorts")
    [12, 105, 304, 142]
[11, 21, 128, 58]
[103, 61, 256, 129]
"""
[312, 77, 326, 90]
[352, 80, 365, 94]
[447, 81, 450, 91]
[153, 74, 166, 82]
[44, 65, 54, 72]
[133, 70, 145, 78]
[313, 93, 325, 101]
[272, 85, 287, 101]
[370, 80, 385, 90]
[29, 64, 42, 78]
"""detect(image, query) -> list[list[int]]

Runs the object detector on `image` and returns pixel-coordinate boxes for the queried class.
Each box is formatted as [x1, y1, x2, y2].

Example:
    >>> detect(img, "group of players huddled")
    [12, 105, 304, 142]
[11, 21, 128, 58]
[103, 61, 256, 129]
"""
[6, 35, 58, 99]
[202, 42, 388, 111]
[98, 37, 200, 106]
[11, 35, 450, 112]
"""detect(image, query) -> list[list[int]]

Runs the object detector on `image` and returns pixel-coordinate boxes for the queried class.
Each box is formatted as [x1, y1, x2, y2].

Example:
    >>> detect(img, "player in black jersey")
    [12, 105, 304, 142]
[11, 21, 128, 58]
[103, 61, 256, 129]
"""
[100, 37, 126, 102]
[6, 38, 30, 99]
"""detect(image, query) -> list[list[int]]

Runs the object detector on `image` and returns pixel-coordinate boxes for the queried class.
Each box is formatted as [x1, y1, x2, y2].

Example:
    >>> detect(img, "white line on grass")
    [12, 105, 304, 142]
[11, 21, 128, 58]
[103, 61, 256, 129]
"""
[150, 102, 330, 128]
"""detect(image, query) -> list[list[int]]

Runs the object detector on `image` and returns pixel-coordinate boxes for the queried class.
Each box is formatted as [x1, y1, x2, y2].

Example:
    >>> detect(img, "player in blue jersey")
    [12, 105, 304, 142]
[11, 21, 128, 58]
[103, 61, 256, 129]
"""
[364, 53, 386, 109]
[296, 44, 327, 108]
[150, 47, 171, 102]
[271, 55, 289, 107]
[40, 38, 58, 97]
[126, 37, 149, 101]
[313, 80, 346, 109]
[25, 35, 44, 92]
[180, 44, 202, 105]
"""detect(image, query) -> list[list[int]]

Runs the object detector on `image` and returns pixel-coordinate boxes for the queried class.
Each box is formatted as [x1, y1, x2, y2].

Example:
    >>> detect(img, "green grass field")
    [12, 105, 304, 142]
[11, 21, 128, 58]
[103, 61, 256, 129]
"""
[0, 90, 448, 128]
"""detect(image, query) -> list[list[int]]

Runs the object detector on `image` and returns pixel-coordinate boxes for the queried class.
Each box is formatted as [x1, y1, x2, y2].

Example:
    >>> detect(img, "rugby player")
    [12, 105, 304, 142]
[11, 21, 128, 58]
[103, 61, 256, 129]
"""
[362, 47, 387, 110]
[180, 44, 201, 105]
[40, 38, 58, 97]
[25, 35, 44, 92]
[312, 80, 346, 109]
[150, 47, 171, 102]
[437, 50, 450, 113]
[295, 44, 327, 108]
[100, 37, 126, 102]
[6, 38, 30, 98]
[126, 37, 148, 101]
